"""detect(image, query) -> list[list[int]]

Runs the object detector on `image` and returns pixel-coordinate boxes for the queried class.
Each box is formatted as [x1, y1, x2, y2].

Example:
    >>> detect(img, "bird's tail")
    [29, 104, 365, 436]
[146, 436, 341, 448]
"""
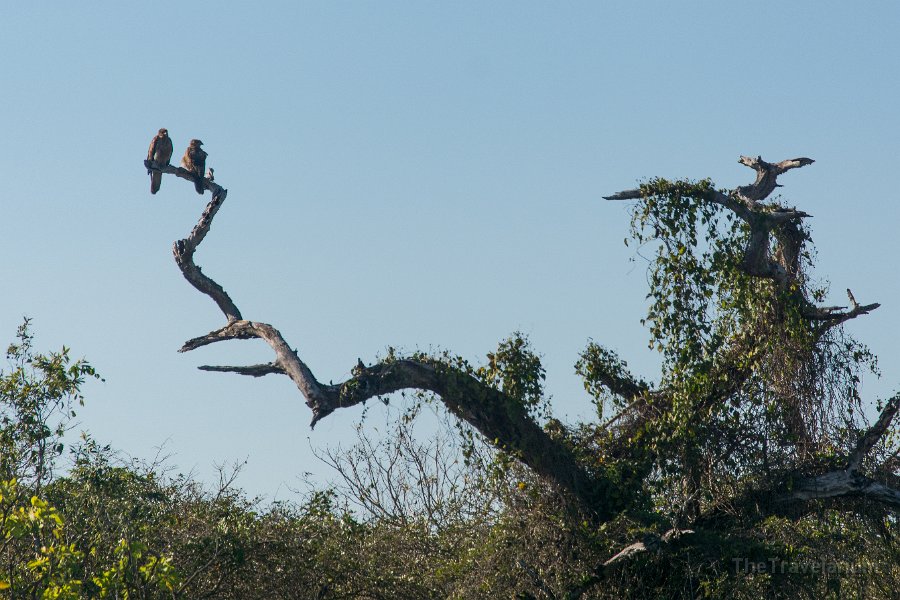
[195, 175, 204, 195]
[150, 171, 162, 194]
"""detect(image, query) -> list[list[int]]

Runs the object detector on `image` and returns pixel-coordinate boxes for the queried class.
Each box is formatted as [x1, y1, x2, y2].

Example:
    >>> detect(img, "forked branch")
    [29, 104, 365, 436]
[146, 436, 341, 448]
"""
[773, 394, 900, 510]
[695, 394, 900, 525]
[847, 393, 900, 473]
[605, 155, 876, 322]
[735, 155, 814, 202]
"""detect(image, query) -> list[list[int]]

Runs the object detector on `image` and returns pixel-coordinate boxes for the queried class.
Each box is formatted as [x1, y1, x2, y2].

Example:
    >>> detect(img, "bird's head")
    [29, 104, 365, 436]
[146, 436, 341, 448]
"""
[158, 128, 168, 137]
[190, 139, 204, 147]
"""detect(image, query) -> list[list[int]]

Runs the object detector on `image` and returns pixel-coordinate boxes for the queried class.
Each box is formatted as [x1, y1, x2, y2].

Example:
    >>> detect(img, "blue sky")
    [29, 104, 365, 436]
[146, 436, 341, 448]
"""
[1, 2, 898, 498]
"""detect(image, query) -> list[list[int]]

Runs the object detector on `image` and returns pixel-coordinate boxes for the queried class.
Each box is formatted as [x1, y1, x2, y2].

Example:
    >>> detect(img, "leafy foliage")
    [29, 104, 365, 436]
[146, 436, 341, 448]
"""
[0, 318, 100, 489]
[610, 179, 882, 516]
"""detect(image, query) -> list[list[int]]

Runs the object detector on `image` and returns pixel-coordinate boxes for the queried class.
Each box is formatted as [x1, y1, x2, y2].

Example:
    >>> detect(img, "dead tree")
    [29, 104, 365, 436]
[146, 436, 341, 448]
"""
[142, 157, 609, 516]
[144, 151, 900, 573]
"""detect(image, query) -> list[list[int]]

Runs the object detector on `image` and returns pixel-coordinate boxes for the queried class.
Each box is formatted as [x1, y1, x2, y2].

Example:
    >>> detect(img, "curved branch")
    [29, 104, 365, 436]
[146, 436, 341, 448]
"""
[146, 157, 611, 514]
[693, 472, 900, 536]
[603, 528, 694, 567]
[146, 161, 242, 321]
[187, 325, 610, 512]
[773, 395, 900, 508]
[848, 393, 900, 473]
[335, 358, 609, 511]
[179, 322, 258, 352]
[566, 529, 695, 599]
[174, 199, 242, 321]
[605, 187, 752, 221]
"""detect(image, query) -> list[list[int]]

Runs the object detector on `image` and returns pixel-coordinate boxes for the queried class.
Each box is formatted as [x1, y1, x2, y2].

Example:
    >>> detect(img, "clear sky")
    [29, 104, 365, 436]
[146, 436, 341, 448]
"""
[1, 2, 898, 499]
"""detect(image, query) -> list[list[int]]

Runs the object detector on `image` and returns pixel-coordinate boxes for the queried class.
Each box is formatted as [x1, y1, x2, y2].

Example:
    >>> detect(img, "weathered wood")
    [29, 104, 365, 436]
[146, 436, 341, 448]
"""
[605, 156, 875, 323]
[736, 155, 814, 202]
[146, 161, 243, 322]
[149, 158, 610, 515]
[198, 362, 284, 377]
[146, 149, 900, 532]
[847, 394, 900, 473]
[787, 470, 900, 510]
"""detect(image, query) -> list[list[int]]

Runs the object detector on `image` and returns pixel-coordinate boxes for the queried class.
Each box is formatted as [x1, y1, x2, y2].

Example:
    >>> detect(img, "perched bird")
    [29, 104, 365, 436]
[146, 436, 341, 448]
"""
[146, 128, 174, 194]
[181, 139, 208, 195]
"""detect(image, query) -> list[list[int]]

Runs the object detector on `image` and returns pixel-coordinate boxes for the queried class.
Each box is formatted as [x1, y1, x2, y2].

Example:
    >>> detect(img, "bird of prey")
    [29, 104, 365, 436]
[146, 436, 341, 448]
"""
[181, 139, 208, 195]
[146, 128, 174, 194]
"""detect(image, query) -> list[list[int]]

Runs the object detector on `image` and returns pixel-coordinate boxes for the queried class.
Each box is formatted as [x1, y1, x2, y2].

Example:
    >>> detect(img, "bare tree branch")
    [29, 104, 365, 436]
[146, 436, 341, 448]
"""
[145, 161, 219, 196]
[146, 161, 243, 322]
[565, 529, 695, 600]
[148, 159, 611, 514]
[805, 288, 881, 328]
[197, 363, 284, 377]
[602, 529, 694, 568]
[149, 149, 896, 528]
[735, 155, 814, 202]
[848, 394, 900, 473]
[601, 189, 643, 201]
[179, 322, 259, 352]
[605, 186, 752, 221]
[694, 395, 900, 528]
[785, 471, 900, 511]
